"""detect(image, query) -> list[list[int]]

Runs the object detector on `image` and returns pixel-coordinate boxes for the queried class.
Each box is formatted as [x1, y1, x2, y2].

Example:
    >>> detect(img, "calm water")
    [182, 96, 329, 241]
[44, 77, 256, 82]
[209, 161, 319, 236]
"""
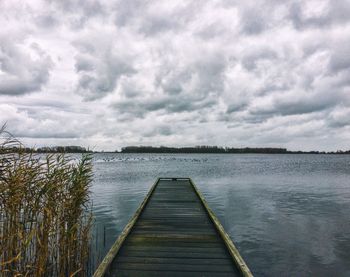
[90, 153, 350, 276]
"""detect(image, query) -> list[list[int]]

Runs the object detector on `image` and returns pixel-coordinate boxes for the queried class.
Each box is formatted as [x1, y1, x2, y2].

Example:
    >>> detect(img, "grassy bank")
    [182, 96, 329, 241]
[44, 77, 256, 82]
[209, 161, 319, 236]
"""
[0, 126, 93, 276]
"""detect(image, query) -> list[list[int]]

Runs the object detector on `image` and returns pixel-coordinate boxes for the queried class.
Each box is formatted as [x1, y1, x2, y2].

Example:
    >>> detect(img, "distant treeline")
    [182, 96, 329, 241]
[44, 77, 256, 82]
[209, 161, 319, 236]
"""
[37, 146, 92, 153]
[6, 145, 350, 154]
[119, 146, 350, 154]
[8, 146, 92, 153]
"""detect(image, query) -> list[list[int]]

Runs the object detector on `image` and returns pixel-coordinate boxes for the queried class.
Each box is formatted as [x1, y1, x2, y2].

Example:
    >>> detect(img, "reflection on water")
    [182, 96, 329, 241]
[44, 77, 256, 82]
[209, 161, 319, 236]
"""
[90, 153, 350, 276]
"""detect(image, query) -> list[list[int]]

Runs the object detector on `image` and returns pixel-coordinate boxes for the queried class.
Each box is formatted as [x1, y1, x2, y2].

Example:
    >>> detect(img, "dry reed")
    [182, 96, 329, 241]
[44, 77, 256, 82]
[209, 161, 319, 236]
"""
[0, 125, 93, 276]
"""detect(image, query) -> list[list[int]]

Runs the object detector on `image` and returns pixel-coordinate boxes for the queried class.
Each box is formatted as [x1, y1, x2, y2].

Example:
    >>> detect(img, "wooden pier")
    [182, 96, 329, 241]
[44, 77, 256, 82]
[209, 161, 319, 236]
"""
[94, 178, 253, 277]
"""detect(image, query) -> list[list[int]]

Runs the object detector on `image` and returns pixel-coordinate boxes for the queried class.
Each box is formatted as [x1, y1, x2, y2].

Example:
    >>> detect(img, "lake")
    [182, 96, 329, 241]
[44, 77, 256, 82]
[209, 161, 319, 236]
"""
[90, 153, 350, 276]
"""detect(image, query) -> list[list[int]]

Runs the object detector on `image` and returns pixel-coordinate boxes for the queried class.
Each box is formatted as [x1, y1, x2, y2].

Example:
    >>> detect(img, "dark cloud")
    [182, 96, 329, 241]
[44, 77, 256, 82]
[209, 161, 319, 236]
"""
[274, 97, 336, 116]
[143, 125, 174, 137]
[113, 0, 197, 36]
[112, 95, 216, 119]
[75, 55, 95, 72]
[289, 2, 329, 30]
[0, 39, 53, 95]
[241, 48, 278, 70]
[113, 0, 145, 27]
[328, 41, 350, 73]
[289, 1, 350, 30]
[13, 130, 79, 139]
[226, 103, 248, 114]
[74, 38, 136, 100]
[35, 15, 59, 29]
[45, 0, 106, 28]
[239, 6, 268, 35]
[195, 23, 227, 40]
[249, 91, 341, 118]
[139, 14, 181, 36]
[157, 50, 227, 99]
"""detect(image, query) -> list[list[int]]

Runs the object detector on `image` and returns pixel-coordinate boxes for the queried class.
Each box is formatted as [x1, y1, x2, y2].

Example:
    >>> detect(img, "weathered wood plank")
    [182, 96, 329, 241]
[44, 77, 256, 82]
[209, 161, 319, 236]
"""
[113, 270, 236, 277]
[124, 238, 223, 248]
[127, 233, 219, 240]
[117, 250, 229, 259]
[126, 234, 219, 242]
[115, 257, 233, 265]
[119, 246, 228, 254]
[135, 224, 213, 229]
[133, 226, 217, 232]
[112, 262, 236, 272]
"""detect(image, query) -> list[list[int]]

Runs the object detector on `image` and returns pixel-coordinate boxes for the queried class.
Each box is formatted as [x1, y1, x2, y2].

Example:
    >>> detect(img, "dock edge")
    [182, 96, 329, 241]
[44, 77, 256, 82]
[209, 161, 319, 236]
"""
[189, 178, 254, 277]
[93, 178, 160, 277]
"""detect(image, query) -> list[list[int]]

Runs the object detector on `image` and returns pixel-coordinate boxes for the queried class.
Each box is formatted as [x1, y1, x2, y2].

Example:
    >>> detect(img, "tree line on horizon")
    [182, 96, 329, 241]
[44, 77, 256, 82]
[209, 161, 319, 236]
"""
[119, 146, 350, 154]
[5, 145, 350, 154]
[6, 145, 93, 153]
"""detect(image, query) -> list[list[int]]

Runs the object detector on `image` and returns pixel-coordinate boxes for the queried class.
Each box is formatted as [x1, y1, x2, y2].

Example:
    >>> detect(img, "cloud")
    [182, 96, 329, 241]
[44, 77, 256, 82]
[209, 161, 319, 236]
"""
[113, 1, 196, 35]
[239, 4, 270, 35]
[0, 38, 53, 95]
[241, 47, 278, 71]
[73, 31, 137, 100]
[35, 15, 59, 29]
[45, 0, 107, 29]
[1, 0, 350, 151]
[328, 40, 350, 73]
[252, 95, 334, 117]
[289, 0, 350, 30]
[112, 94, 216, 119]
[327, 106, 350, 128]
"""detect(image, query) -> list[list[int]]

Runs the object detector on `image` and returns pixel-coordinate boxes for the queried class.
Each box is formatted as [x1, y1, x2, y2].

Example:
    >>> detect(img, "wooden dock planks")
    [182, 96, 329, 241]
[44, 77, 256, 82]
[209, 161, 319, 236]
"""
[94, 178, 253, 277]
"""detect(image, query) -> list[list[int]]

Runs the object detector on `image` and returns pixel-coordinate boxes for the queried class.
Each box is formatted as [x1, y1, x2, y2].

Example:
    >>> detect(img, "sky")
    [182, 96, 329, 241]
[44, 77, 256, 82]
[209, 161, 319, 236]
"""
[1, 0, 350, 151]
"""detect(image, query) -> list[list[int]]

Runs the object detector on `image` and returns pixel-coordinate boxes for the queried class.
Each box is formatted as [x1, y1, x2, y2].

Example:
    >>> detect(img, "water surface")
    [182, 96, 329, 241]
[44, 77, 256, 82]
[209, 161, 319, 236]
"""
[90, 154, 350, 276]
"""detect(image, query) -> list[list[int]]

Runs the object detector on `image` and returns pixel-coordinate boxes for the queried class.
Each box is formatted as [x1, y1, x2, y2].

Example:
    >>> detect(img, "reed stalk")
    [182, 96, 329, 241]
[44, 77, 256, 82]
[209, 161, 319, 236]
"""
[0, 125, 93, 276]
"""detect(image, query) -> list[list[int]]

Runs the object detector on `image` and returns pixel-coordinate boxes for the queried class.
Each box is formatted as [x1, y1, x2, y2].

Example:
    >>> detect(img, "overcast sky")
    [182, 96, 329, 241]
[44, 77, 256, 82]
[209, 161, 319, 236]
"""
[1, 0, 350, 151]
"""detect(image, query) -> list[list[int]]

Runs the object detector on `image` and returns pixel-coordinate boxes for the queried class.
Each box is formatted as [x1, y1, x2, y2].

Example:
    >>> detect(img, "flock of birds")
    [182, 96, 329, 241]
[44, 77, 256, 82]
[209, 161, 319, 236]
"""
[95, 155, 212, 163]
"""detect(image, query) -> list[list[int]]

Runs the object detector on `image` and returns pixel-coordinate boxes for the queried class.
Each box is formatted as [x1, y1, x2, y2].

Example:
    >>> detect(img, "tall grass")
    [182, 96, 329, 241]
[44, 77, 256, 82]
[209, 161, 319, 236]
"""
[0, 125, 93, 276]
